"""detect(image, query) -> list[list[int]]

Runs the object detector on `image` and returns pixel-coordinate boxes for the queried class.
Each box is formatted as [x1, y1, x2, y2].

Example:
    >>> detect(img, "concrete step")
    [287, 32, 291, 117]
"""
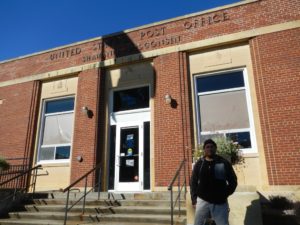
[7, 211, 186, 224]
[25, 204, 186, 215]
[0, 219, 183, 225]
[33, 198, 185, 207]
[25, 204, 111, 214]
[8, 211, 90, 221]
[119, 199, 185, 207]
[0, 191, 187, 225]
[38, 191, 184, 201]
[91, 213, 186, 224]
[0, 219, 78, 225]
[33, 199, 119, 206]
[82, 222, 177, 225]
[112, 206, 186, 215]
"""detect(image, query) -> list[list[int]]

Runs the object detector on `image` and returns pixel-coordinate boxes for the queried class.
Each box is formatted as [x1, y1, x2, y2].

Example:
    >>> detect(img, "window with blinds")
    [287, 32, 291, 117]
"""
[38, 97, 75, 162]
[195, 70, 256, 151]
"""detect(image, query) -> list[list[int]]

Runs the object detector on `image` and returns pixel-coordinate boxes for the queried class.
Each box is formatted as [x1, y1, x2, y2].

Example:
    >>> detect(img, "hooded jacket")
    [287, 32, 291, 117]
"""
[190, 155, 237, 205]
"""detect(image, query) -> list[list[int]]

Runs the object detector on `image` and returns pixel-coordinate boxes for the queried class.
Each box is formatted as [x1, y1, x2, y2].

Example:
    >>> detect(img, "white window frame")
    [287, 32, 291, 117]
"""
[194, 68, 257, 154]
[37, 96, 75, 164]
[109, 85, 151, 117]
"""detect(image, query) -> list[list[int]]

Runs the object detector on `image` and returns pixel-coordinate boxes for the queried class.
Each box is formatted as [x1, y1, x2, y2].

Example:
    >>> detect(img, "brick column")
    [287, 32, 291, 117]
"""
[71, 68, 102, 187]
[153, 52, 193, 187]
[0, 81, 40, 167]
[250, 28, 300, 185]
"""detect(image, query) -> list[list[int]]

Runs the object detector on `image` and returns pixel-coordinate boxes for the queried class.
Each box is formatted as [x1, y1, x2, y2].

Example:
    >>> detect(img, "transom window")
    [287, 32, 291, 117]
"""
[195, 69, 256, 152]
[38, 97, 75, 162]
[113, 86, 149, 112]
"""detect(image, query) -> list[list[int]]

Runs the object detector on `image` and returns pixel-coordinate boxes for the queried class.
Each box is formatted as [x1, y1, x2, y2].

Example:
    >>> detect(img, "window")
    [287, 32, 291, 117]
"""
[195, 69, 256, 152]
[38, 97, 75, 162]
[113, 86, 149, 112]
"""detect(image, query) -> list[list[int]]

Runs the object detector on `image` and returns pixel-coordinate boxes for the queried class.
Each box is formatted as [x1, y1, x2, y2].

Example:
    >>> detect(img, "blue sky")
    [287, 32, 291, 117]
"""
[0, 0, 240, 62]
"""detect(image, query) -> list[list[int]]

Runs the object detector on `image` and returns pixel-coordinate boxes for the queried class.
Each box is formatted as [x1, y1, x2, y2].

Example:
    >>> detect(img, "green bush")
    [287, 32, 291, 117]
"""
[193, 136, 244, 165]
[0, 157, 10, 171]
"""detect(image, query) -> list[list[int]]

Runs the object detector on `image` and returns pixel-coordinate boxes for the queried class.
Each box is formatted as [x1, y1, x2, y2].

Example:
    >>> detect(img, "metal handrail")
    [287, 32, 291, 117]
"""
[0, 158, 31, 189]
[0, 165, 41, 186]
[5, 157, 29, 161]
[0, 165, 42, 202]
[63, 163, 102, 225]
[168, 159, 187, 225]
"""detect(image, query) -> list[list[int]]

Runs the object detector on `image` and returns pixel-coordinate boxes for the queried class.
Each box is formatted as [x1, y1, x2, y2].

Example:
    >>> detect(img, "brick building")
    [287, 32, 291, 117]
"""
[0, 0, 299, 198]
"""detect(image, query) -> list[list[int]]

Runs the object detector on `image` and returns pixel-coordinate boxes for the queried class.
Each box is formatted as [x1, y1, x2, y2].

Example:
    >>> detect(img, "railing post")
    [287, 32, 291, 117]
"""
[82, 176, 88, 214]
[178, 172, 181, 217]
[97, 168, 101, 200]
[64, 190, 70, 225]
[170, 187, 174, 225]
[167, 159, 187, 225]
[13, 186, 17, 200]
[32, 167, 38, 199]
[184, 159, 187, 198]
[61, 163, 101, 224]
[13, 176, 19, 200]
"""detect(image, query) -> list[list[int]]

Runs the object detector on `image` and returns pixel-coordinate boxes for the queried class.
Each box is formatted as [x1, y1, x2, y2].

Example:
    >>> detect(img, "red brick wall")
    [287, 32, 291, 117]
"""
[153, 52, 192, 186]
[0, 0, 299, 188]
[0, 0, 299, 82]
[0, 81, 40, 166]
[71, 68, 101, 186]
[250, 28, 300, 185]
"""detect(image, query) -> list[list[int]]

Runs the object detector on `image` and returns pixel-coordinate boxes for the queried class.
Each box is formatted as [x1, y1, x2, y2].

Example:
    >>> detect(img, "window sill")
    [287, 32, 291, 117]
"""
[242, 152, 259, 158]
[37, 160, 70, 167]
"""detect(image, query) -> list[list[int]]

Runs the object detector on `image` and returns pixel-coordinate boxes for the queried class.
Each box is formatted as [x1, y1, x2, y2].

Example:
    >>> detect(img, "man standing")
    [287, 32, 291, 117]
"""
[191, 139, 237, 225]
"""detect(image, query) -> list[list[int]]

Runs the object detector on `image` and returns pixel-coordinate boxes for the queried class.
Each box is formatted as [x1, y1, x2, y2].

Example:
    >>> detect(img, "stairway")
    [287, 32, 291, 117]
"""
[0, 192, 187, 225]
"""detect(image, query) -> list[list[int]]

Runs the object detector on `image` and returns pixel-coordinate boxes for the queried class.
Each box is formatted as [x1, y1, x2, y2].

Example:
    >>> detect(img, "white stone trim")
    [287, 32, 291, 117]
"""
[0, 20, 299, 88]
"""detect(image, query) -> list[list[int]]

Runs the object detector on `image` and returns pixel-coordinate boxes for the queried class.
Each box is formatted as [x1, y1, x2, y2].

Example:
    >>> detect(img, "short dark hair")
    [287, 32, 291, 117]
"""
[203, 139, 217, 148]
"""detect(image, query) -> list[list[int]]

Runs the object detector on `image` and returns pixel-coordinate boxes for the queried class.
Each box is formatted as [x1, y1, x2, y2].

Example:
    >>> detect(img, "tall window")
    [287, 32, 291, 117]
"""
[38, 97, 75, 162]
[195, 69, 256, 152]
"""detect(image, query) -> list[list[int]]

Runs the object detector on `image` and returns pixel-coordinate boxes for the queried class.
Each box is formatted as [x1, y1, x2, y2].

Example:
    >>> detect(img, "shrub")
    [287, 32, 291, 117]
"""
[294, 201, 300, 219]
[269, 196, 294, 210]
[0, 157, 10, 171]
[192, 136, 244, 165]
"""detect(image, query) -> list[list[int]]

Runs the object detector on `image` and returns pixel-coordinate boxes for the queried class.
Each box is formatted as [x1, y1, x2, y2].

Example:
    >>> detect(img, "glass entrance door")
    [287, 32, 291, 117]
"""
[115, 122, 144, 191]
[109, 86, 151, 192]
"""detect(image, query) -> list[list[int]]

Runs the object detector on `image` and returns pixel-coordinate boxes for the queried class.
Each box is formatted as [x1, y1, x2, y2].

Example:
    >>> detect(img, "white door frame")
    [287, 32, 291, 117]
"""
[109, 85, 151, 192]
[114, 121, 144, 192]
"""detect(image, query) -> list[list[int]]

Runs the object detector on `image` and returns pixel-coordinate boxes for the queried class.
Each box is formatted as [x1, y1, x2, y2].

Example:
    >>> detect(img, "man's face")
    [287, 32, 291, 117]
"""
[204, 143, 216, 157]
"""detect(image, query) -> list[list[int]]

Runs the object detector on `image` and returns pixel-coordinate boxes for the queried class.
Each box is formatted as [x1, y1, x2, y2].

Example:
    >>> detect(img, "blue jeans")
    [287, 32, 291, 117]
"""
[194, 197, 229, 225]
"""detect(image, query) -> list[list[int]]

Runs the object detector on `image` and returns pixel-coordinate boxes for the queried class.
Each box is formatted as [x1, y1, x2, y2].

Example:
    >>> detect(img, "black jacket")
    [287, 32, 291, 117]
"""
[190, 155, 237, 205]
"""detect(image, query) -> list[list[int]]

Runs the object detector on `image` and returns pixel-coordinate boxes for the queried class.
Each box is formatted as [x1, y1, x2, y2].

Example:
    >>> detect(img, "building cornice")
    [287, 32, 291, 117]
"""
[0, 19, 299, 88]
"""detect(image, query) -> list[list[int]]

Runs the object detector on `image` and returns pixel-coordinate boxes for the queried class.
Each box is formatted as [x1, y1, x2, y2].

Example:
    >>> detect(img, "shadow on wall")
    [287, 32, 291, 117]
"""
[100, 31, 157, 97]
[257, 192, 300, 225]
[244, 198, 263, 225]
